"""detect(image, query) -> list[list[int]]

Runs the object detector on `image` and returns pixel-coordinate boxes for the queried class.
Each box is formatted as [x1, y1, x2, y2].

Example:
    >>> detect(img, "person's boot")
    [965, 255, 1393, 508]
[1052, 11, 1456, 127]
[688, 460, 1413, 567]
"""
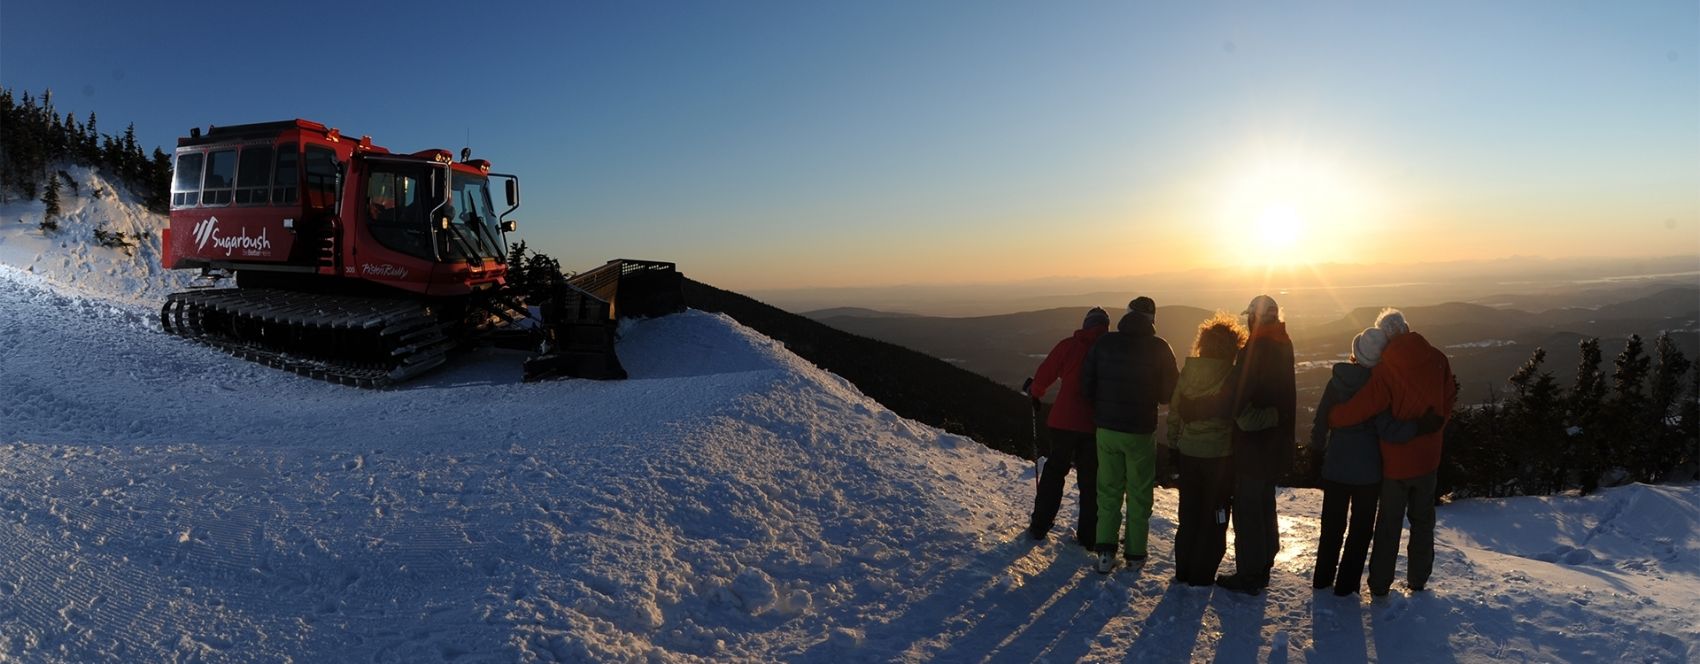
[1095, 550, 1117, 574]
[1215, 572, 1266, 595]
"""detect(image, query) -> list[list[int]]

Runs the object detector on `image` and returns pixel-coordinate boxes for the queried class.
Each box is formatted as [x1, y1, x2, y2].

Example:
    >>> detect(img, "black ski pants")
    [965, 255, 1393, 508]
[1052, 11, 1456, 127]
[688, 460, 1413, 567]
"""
[1313, 479, 1379, 593]
[1029, 427, 1098, 546]
[1369, 472, 1437, 594]
[1229, 473, 1279, 581]
[1173, 454, 1234, 585]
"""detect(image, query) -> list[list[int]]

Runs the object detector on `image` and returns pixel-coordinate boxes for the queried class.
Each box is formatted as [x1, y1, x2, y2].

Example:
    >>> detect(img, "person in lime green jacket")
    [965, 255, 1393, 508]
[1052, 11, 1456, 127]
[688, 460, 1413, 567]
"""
[1165, 312, 1247, 586]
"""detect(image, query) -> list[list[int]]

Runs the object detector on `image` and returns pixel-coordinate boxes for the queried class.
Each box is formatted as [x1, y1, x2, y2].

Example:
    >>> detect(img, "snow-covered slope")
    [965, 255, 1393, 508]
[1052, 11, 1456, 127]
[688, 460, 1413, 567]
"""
[1, 170, 1696, 662]
[0, 165, 197, 306]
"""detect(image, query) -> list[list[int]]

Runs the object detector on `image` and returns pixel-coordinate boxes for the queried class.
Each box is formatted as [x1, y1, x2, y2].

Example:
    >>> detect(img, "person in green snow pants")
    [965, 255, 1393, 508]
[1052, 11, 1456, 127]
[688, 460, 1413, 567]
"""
[1095, 429, 1156, 558]
[1079, 297, 1179, 572]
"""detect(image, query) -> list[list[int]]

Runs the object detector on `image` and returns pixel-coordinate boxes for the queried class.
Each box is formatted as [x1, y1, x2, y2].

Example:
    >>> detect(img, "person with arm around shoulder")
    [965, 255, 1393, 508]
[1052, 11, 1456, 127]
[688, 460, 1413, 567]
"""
[1327, 309, 1457, 598]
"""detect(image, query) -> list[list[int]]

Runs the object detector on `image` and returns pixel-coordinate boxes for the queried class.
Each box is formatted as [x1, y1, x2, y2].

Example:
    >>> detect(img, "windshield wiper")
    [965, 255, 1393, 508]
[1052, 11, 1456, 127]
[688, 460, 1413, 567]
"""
[440, 215, 485, 266]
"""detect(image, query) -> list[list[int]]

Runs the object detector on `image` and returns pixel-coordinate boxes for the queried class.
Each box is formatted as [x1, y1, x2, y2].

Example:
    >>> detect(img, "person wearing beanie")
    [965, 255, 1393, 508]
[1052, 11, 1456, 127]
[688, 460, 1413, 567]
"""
[1024, 307, 1112, 547]
[1213, 294, 1296, 594]
[1079, 296, 1179, 573]
[1165, 312, 1247, 586]
[1375, 308, 1410, 338]
[1306, 328, 1441, 596]
[1329, 310, 1457, 598]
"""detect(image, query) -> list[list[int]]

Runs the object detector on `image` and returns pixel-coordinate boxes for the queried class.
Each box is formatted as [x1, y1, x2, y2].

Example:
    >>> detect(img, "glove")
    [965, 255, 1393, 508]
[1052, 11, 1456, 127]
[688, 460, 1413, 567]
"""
[1155, 445, 1179, 489]
[1416, 407, 1446, 435]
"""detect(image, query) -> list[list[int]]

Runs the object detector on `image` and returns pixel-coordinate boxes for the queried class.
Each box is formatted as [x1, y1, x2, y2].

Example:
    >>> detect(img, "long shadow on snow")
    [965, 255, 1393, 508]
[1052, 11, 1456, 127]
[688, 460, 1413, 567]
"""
[1304, 592, 1370, 663]
[1122, 582, 1211, 662]
[1208, 589, 1269, 664]
[797, 536, 1116, 662]
[932, 551, 1121, 664]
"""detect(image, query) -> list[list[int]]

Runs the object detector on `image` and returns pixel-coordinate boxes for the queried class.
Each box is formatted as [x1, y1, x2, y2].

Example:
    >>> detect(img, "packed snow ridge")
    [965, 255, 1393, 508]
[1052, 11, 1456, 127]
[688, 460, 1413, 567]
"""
[2, 169, 1698, 662]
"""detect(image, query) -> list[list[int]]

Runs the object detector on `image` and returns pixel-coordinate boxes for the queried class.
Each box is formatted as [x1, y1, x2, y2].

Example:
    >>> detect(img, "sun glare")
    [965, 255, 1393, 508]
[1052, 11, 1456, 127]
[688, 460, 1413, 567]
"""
[1215, 144, 1382, 267]
[1254, 203, 1304, 251]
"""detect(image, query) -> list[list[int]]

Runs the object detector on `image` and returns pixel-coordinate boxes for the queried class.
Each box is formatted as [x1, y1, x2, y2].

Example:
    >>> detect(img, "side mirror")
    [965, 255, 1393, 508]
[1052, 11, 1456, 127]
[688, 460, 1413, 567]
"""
[504, 179, 518, 207]
[500, 220, 517, 233]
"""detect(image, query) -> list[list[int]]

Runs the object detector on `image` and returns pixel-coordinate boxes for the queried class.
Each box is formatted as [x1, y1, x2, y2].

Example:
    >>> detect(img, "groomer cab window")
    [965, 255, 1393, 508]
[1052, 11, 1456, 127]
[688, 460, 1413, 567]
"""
[364, 161, 433, 260]
[234, 145, 273, 205]
[201, 148, 236, 206]
[304, 145, 340, 211]
[171, 152, 204, 208]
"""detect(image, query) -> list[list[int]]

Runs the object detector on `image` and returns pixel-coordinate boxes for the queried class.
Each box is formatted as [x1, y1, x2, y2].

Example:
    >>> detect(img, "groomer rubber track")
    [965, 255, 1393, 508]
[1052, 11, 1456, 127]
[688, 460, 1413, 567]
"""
[161, 289, 455, 388]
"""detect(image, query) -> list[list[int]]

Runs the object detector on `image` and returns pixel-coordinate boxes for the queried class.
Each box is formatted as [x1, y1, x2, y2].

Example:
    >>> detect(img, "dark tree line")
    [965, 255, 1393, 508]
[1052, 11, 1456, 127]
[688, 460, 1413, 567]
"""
[0, 87, 172, 216]
[1438, 333, 1698, 499]
[504, 240, 569, 301]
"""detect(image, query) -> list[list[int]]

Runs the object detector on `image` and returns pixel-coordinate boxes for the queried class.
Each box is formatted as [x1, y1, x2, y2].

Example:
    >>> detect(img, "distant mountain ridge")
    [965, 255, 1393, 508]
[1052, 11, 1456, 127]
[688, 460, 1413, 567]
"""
[801, 307, 920, 320]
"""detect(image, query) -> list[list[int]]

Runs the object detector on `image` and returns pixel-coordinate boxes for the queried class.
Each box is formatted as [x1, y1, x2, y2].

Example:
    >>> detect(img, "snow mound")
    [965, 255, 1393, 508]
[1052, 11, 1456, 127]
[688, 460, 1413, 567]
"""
[0, 165, 197, 307]
[0, 269, 1030, 662]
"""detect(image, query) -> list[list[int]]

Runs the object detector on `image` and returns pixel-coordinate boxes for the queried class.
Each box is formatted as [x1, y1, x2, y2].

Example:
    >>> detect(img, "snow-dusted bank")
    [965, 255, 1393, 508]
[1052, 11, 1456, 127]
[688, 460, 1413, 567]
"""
[2, 172, 1697, 662]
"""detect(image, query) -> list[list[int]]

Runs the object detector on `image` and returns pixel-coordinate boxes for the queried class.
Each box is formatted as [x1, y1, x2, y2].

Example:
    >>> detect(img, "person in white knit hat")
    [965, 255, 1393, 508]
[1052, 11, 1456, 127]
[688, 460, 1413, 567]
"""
[1328, 308, 1457, 598]
[1307, 328, 1441, 596]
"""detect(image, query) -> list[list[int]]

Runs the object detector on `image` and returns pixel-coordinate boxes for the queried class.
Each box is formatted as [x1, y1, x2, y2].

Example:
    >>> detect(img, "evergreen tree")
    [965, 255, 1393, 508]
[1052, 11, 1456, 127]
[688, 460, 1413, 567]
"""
[1569, 338, 1607, 492]
[41, 173, 61, 231]
[120, 123, 140, 183]
[145, 148, 171, 213]
[1682, 369, 1699, 480]
[1647, 332, 1693, 481]
[1604, 335, 1651, 484]
[83, 111, 101, 162]
[1507, 347, 1566, 492]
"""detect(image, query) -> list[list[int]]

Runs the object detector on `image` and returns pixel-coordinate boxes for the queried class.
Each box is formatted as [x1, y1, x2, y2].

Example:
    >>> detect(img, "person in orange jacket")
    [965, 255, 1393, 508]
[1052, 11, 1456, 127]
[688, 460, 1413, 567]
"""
[1327, 308, 1457, 597]
[1025, 307, 1111, 547]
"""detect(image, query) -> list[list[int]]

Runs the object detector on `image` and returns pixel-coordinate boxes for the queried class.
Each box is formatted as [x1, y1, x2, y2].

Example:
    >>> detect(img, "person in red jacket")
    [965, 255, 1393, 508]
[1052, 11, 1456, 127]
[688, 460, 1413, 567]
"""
[1025, 306, 1111, 547]
[1327, 308, 1457, 597]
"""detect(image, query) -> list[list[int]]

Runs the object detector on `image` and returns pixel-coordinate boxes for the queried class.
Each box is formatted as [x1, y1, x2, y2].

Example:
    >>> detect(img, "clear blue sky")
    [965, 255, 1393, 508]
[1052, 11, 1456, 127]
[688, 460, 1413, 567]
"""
[3, 1, 1695, 289]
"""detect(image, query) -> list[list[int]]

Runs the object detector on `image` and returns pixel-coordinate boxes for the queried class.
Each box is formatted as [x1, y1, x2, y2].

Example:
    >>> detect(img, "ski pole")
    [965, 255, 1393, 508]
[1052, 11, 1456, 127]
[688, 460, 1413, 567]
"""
[1021, 378, 1043, 490]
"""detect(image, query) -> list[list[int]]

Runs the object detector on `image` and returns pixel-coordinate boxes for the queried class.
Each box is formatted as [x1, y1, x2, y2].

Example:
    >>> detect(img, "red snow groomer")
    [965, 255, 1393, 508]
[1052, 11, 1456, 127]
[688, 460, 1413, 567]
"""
[159, 119, 681, 386]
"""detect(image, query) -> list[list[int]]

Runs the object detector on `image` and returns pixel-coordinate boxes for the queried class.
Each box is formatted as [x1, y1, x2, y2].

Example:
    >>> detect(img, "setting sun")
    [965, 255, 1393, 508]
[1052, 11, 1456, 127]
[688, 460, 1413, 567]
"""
[1214, 143, 1385, 266]
[1254, 202, 1305, 251]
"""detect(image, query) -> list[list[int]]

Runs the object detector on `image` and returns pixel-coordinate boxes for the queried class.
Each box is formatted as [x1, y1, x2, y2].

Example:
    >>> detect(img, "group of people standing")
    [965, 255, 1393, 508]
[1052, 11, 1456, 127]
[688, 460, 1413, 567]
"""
[1025, 296, 1455, 597]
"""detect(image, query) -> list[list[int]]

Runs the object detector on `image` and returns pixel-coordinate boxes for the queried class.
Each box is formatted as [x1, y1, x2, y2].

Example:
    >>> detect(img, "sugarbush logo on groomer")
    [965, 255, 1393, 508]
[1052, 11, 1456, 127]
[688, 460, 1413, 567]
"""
[192, 217, 272, 257]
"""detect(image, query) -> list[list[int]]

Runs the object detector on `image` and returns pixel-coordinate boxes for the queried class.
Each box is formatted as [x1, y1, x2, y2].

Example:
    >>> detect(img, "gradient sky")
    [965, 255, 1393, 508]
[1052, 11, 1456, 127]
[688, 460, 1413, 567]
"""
[3, 1, 1696, 290]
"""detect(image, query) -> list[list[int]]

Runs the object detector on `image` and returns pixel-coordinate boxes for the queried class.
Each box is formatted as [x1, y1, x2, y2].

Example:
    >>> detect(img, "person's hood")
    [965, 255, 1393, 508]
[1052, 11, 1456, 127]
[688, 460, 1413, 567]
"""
[1248, 320, 1289, 344]
[1117, 311, 1154, 336]
[1074, 323, 1109, 344]
[1178, 356, 1234, 397]
[1330, 361, 1372, 392]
